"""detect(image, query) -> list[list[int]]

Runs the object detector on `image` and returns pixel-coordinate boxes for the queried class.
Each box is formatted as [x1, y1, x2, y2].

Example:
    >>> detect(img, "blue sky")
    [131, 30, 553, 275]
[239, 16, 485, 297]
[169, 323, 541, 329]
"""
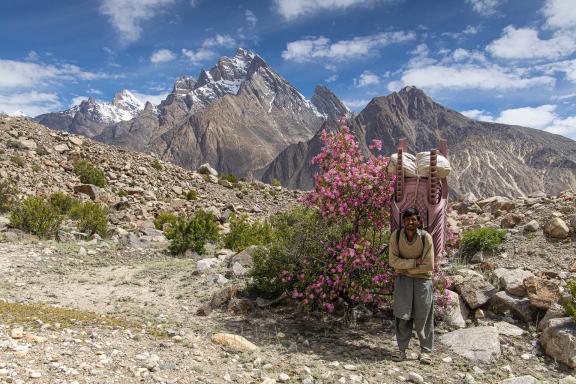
[1, 0, 575, 139]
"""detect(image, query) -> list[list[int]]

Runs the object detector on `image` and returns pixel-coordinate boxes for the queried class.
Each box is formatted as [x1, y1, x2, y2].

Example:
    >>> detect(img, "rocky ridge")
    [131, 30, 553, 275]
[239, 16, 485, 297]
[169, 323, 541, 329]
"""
[0, 116, 575, 383]
[263, 86, 576, 199]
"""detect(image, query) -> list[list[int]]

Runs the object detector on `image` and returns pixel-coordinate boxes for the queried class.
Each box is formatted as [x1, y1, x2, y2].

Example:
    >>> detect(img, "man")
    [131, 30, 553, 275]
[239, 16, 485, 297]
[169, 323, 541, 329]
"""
[389, 207, 435, 363]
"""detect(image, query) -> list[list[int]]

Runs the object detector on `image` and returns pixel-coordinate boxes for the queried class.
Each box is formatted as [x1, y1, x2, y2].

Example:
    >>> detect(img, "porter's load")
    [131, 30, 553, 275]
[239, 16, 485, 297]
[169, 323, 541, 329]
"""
[387, 152, 417, 177]
[387, 151, 451, 178]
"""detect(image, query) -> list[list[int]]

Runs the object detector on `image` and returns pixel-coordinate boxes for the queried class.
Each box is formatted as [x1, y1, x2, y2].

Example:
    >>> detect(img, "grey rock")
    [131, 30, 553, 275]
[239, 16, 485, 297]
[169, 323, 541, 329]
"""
[439, 326, 501, 363]
[442, 290, 469, 329]
[493, 321, 525, 336]
[492, 268, 534, 296]
[523, 220, 540, 232]
[455, 275, 498, 309]
[537, 303, 566, 331]
[229, 245, 259, 268]
[539, 317, 576, 368]
[500, 376, 539, 384]
[544, 217, 570, 239]
[73, 184, 100, 200]
[490, 291, 533, 323]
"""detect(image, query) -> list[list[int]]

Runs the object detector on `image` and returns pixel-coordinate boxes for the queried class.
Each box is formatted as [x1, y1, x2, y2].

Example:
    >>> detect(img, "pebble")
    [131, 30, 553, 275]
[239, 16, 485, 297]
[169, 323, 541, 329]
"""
[343, 364, 357, 371]
[278, 372, 290, 382]
[408, 372, 424, 383]
[350, 374, 363, 382]
[441, 356, 452, 363]
[10, 327, 24, 339]
[28, 370, 41, 378]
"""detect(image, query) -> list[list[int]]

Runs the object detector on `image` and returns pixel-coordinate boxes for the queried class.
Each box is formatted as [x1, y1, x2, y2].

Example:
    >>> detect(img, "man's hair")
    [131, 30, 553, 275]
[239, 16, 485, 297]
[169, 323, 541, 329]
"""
[402, 207, 420, 219]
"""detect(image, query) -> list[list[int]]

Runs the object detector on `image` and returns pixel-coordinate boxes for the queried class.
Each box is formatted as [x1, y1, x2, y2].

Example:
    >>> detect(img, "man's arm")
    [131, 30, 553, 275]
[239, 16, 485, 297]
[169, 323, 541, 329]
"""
[414, 233, 434, 272]
[388, 229, 417, 269]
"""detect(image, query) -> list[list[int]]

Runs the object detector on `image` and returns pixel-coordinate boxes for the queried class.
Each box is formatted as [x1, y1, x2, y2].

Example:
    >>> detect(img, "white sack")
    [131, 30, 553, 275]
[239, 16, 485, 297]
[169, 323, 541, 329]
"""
[387, 152, 417, 177]
[416, 151, 451, 178]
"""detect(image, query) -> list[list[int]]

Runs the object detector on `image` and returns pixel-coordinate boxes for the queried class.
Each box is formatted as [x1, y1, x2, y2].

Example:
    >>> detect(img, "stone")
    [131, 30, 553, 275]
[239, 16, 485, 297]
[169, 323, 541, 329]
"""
[539, 317, 576, 368]
[442, 290, 469, 329]
[560, 376, 576, 384]
[54, 143, 69, 153]
[278, 373, 290, 382]
[229, 245, 259, 268]
[439, 326, 501, 363]
[210, 286, 239, 308]
[171, 185, 183, 195]
[544, 217, 570, 239]
[408, 372, 424, 383]
[490, 291, 533, 323]
[470, 251, 484, 264]
[351, 304, 373, 322]
[10, 327, 24, 339]
[211, 333, 259, 351]
[196, 258, 220, 273]
[28, 370, 42, 378]
[524, 275, 561, 310]
[0, 216, 9, 231]
[232, 262, 247, 277]
[455, 275, 498, 309]
[227, 297, 252, 314]
[492, 268, 533, 297]
[463, 373, 476, 384]
[494, 321, 525, 336]
[18, 138, 37, 150]
[73, 184, 100, 200]
[68, 136, 83, 146]
[500, 213, 522, 229]
[121, 233, 145, 249]
[538, 303, 566, 331]
[523, 220, 539, 232]
[500, 375, 539, 384]
[198, 163, 218, 177]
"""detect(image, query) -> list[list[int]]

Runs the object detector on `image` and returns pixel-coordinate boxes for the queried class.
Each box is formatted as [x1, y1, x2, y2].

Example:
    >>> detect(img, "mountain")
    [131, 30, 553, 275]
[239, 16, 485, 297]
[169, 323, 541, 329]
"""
[36, 90, 144, 137]
[262, 86, 576, 198]
[36, 48, 348, 178]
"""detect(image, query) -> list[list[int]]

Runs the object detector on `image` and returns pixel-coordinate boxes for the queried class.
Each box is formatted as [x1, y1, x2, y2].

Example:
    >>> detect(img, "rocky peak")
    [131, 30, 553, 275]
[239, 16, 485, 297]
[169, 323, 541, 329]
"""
[111, 90, 144, 114]
[172, 76, 197, 94]
[311, 85, 350, 120]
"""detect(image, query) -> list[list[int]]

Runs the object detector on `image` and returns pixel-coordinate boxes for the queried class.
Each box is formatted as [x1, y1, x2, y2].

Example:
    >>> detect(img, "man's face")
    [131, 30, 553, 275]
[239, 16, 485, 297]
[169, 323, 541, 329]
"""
[403, 214, 419, 230]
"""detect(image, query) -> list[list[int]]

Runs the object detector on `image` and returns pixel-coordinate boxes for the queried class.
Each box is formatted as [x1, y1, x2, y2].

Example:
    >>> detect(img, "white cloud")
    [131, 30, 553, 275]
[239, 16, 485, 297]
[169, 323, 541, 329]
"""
[343, 98, 370, 110]
[0, 59, 114, 89]
[274, 0, 384, 20]
[0, 91, 62, 116]
[543, 0, 576, 31]
[451, 48, 487, 64]
[182, 48, 216, 64]
[460, 109, 495, 122]
[245, 10, 257, 27]
[442, 25, 481, 39]
[545, 115, 576, 138]
[354, 70, 380, 87]
[495, 105, 557, 128]
[150, 49, 177, 63]
[190, 0, 199, 7]
[131, 91, 169, 105]
[326, 74, 338, 82]
[203, 34, 236, 48]
[465, 0, 501, 16]
[389, 64, 556, 91]
[282, 31, 415, 62]
[87, 88, 103, 95]
[99, 0, 176, 44]
[69, 96, 89, 108]
[486, 26, 576, 60]
[538, 58, 576, 82]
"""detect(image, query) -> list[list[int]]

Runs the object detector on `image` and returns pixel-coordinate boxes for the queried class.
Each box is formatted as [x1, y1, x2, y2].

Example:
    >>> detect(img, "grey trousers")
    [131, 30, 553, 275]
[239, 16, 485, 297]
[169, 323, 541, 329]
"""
[393, 275, 434, 353]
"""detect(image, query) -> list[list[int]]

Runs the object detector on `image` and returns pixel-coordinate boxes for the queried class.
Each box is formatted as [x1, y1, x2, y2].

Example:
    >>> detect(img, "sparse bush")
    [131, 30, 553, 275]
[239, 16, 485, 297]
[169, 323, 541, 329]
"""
[73, 160, 106, 187]
[9, 155, 24, 167]
[48, 192, 81, 216]
[10, 196, 62, 238]
[0, 178, 18, 213]
[271, 178, 281, 187]
[224, 214, 272, 252]
[564, 281, 576, 322]
[460, 227, 506, 256]
[154, 211, 177, 231]
[70, 201, 109, 237]
[165, 210, 219, 255]
[220, 173, 238, 184]
[185, 189, 197, 201]
[151, 160, 162, 170]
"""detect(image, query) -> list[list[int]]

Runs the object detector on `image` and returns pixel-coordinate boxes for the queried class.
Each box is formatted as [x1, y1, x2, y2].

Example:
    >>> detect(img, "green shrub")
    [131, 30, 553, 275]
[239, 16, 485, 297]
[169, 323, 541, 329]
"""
[185, 189, 197, 201]
[271, 178, 281, 187]
[0, 178, 18, 213]
[248, 207, 349, 298]
[220, 173, 238, 184]
[73, 160, 106, 187]
[154, 211, 177, 230]
[151, 160, 162, 170]
[165, 210, 219, 255]
[224, 214, 272, 252]
[48, 192, 81, 215]
[460, 227, 506, 256]
[10, 196, 62, 238]
[564, 281, 576, 322]
[70, 201, 109, 237]
[9, 155, 24, 167]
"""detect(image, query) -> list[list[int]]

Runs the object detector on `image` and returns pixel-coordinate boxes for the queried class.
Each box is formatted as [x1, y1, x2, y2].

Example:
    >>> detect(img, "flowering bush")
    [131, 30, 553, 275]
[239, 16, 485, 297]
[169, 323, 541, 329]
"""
[277, 122, 397, 312]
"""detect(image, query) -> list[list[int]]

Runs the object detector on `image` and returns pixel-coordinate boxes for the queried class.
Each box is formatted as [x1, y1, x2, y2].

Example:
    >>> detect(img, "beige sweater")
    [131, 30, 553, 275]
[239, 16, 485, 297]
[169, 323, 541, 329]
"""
[388, 228, 434, 279]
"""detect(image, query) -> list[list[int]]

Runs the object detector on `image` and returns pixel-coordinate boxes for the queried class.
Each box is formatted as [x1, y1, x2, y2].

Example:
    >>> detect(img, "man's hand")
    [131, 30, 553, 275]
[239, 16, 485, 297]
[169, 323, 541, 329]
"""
[415, 257, 424, 266]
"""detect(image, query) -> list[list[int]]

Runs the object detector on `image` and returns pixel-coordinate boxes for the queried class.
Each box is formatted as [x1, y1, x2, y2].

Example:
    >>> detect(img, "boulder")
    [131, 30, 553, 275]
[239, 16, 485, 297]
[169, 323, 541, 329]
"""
[494, 321, 525, 336]
[229, 245, 259, 268]
[442, 290, 469, 329]
[500, 213, 522, 229]
[524, 275, 562, 310]
[196, 258, 220, 273]
[439, 326, 501, 363]
[53, 143, 69, 153]
[73, 184, 100, 200]
[538, 303, 568, 331]
[500, 376, 539, 384]
[490, 291, 533, 323]
[539, 317, 576, 368]
[544, 217, 570, 239]
[523, 220, 539, 232]
[198, 163, 218, 177]
[455, 275, 498, 309]
[491, 268, 533, 296]
[211, 333, 259, 351]
[18, 138, 37, 151]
